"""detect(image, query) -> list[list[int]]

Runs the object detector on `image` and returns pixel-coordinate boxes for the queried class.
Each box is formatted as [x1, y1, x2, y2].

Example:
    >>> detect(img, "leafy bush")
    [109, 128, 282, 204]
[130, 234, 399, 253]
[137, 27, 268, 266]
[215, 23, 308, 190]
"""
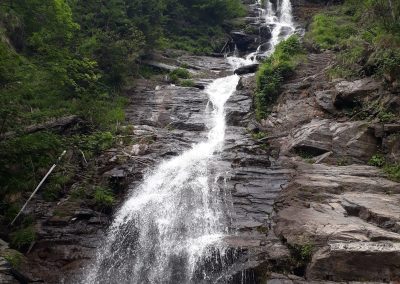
[384, 163, 400, 182]
[368, 154, 385, 167]
[93, 187, 115, 210]
[368, 154, 400, 182]
[170, 68, 190, 79]
[255, 36, 304, 119]
[169, 68, 191, 84]
[251, 131, 267, 140]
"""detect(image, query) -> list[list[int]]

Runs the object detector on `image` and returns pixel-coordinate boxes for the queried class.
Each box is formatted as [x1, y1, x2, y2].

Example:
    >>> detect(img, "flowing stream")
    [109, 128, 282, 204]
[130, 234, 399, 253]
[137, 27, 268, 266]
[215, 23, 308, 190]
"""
[83, 1, 294, 283]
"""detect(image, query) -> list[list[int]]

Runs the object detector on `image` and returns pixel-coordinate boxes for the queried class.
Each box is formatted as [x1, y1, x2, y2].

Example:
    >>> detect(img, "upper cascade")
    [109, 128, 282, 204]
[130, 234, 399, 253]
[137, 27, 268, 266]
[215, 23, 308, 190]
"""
[231, 0, 295, 65]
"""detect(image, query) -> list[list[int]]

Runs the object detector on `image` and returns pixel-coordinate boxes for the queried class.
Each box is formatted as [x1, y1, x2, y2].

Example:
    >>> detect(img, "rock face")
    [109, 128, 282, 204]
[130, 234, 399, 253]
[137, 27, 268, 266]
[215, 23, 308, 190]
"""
[263, 50, 400, 283]
[308, 242, 400, 281]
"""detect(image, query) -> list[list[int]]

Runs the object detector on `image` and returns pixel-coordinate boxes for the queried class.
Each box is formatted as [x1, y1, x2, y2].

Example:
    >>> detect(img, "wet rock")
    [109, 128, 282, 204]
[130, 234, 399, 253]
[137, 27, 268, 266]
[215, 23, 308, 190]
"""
[334, 78, 381, 107]
[307, 242, 400, 282]
[386, 133, 400, 163]
[234, 63, 259, 75]
[0, 258, 19, 284]
[73, 209, 96, 220]
[274, 161, 400, 281]
[341, 193, 400, 233]
[178, 55, 231, 71]
[103, 168, 125, 179]
[374, 123, 400, 138]
[230, 31, 258, 52]
[260, 25, 272, 39]
[237, 74, 256, 91]
[275, 163, 400, 244]
[0, 240, 27, 284]
[279, 26, 295, 38]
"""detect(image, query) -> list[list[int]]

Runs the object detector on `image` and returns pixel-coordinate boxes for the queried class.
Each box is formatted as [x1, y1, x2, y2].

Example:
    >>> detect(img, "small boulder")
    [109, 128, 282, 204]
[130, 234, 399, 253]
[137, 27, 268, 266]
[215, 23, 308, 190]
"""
[259, 25, 272, 40]
[315, 90, 336, 113]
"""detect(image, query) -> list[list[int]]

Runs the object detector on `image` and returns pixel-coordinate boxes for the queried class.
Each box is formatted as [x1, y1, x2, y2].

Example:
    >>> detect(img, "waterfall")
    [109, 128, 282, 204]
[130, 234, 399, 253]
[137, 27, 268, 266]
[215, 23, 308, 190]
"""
[265, 0, 277, 22]
[265, 0, 295, 55]
[279, 0, 294, 26]
[83, 74, 239, 284]
[82, 1, 295, 283]
[239, 0, 295, 63]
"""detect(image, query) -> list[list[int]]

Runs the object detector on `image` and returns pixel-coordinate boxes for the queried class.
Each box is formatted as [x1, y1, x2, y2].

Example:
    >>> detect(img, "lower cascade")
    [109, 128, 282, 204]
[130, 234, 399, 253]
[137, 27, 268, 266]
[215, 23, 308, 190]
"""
[83, 1, 294, 283]
[84, 75, 240, 284]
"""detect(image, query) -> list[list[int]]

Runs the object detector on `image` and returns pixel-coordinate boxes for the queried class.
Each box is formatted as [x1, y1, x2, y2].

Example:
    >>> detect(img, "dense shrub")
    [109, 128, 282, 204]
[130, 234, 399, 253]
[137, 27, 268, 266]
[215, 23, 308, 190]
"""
[255, 36, 304, 119]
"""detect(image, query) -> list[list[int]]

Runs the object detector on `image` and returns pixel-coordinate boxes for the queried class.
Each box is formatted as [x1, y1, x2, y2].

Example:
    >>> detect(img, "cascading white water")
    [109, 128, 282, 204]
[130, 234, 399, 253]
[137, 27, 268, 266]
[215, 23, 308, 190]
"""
[266, 0, 295, 55]
[83, 1, 295, 283]
[279, 0, 294, 26]
[83, 74, 239, 284]
[237, 0, 295, 63]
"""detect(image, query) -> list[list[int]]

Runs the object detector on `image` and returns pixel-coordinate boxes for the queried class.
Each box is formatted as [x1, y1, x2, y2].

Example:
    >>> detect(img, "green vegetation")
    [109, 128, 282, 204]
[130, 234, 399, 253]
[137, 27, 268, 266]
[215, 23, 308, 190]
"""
[288, 242, 314, 275]
[169, 68, 191, 84]
[3, 250, 24, 268]
[369, 154, 400, 182]
[378, 110, 397, 123]
[384, 164, 400, 182]
[10, 226, 36, 250]
[159, 0, 245, 54]
[255, 35, 304, 119]
[251, 131, 268, 140]
[180, 80, 196, 88]
[368, 154, 386, 167]
[307, 0, 400, 81]
[0, 0, 245, 238]
[93, 187, 116, 210]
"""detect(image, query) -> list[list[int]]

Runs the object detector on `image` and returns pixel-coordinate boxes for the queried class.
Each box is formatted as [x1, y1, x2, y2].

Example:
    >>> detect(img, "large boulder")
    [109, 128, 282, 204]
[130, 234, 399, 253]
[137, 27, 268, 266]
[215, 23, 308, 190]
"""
[334, 78, 381, 107]
[330, 121, 378, 163]
[283, 119, 379, 163]
[230, 31, 259, 52]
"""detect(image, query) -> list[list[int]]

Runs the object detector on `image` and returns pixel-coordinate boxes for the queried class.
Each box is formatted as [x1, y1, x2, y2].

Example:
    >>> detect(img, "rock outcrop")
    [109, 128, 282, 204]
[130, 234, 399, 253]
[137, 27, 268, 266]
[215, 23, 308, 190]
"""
[262, 50, 400, 282]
